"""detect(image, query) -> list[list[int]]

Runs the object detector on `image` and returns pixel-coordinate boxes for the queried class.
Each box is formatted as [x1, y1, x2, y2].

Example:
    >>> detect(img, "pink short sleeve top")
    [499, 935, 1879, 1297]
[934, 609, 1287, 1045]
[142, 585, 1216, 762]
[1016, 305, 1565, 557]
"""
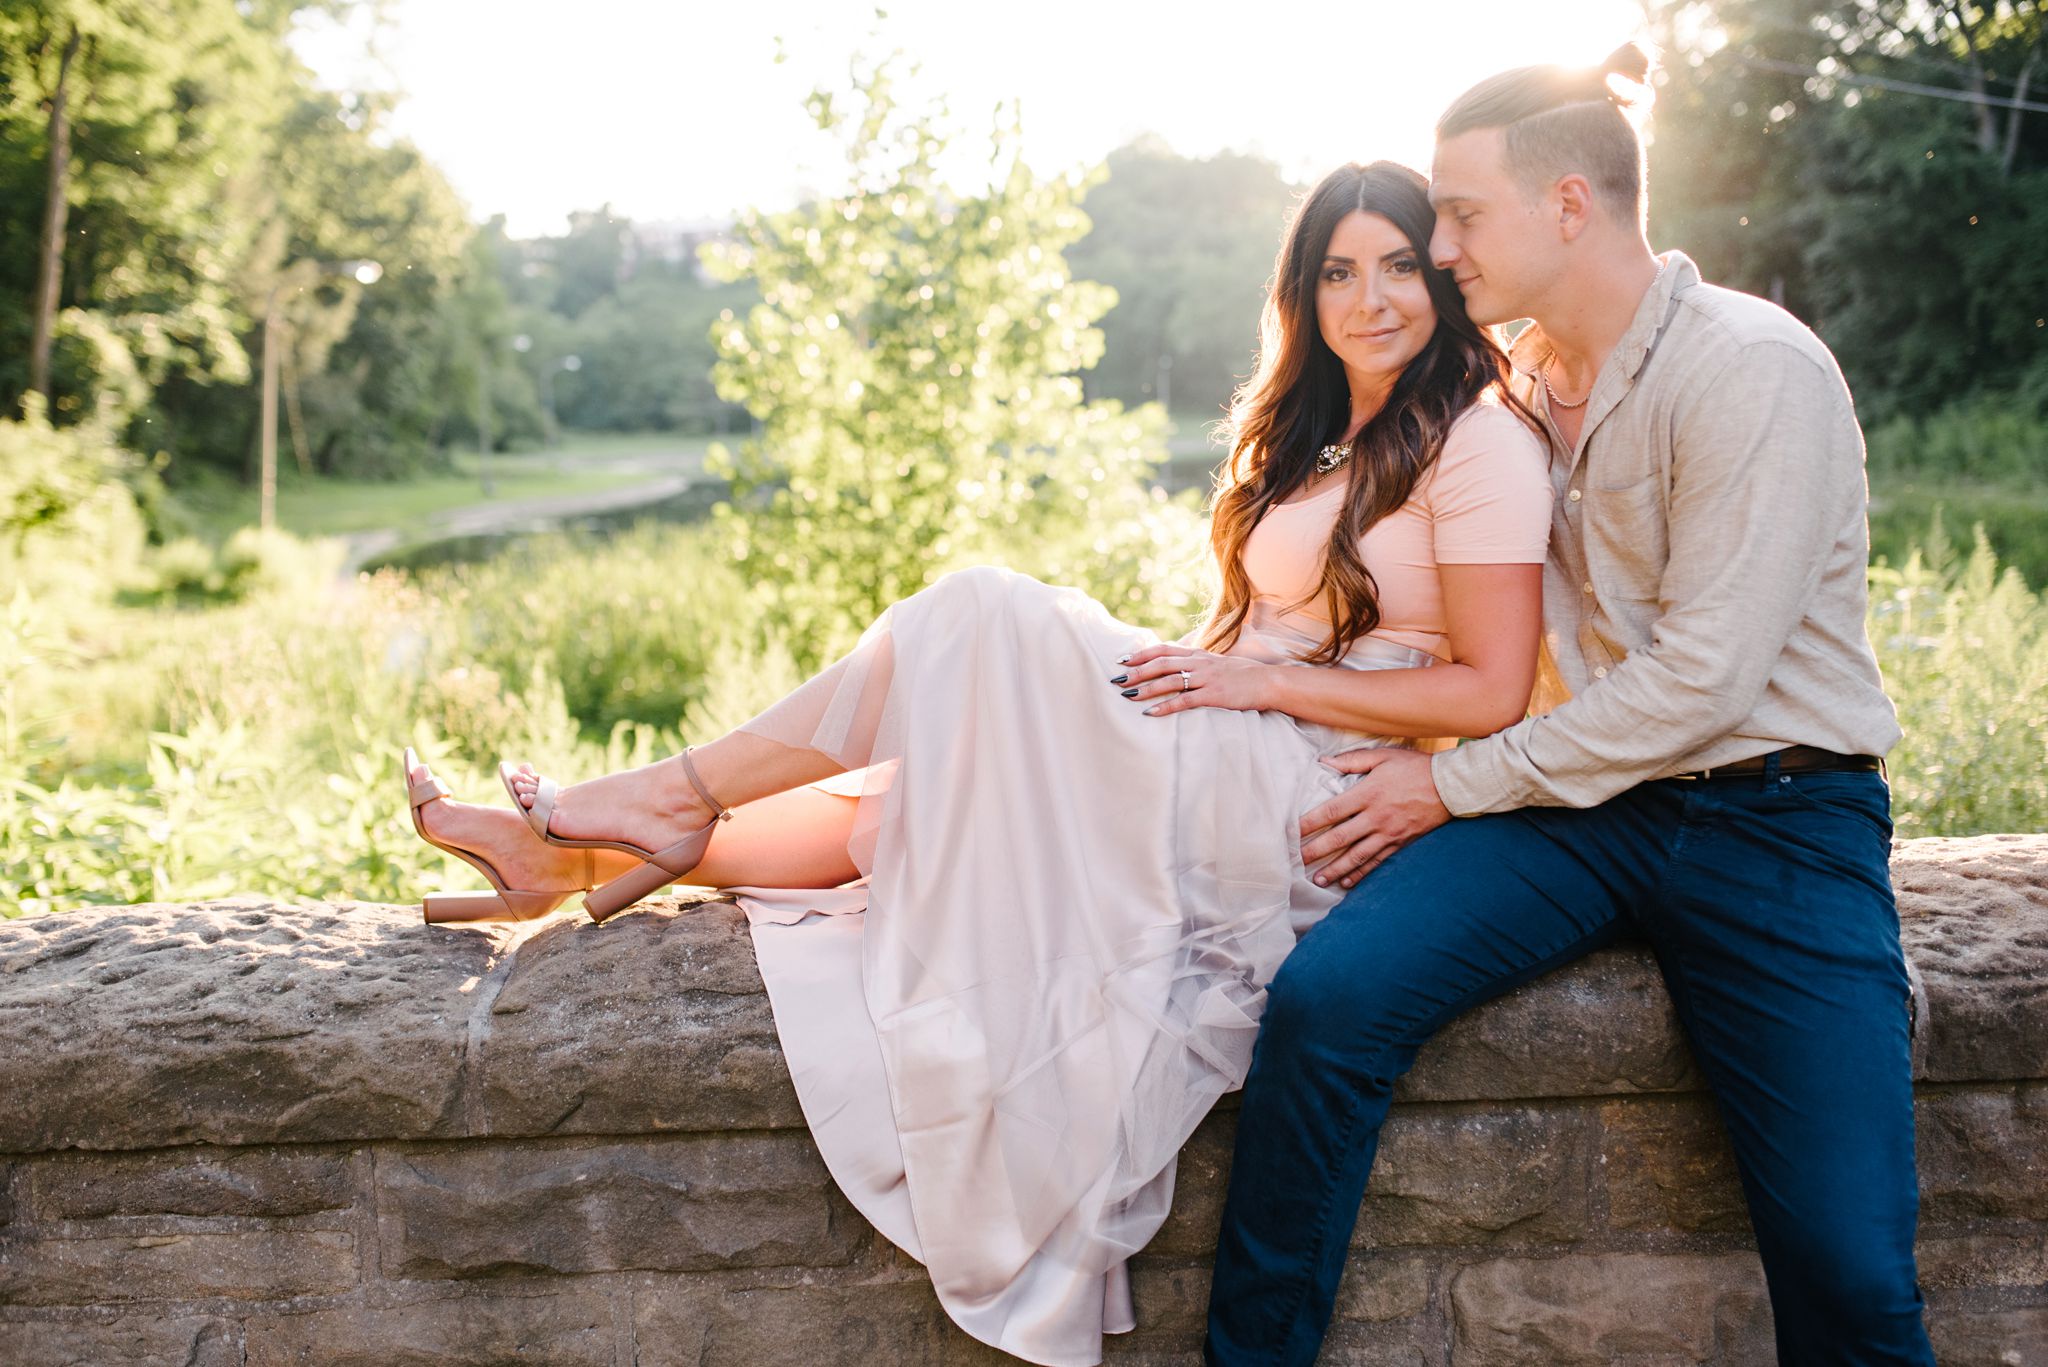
[1239, 400, 1552, 662]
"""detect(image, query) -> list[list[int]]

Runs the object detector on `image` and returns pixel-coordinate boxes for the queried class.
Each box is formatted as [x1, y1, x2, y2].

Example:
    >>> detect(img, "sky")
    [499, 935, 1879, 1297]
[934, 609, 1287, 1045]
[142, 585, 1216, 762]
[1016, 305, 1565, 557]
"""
[292, 0, 1654, 238]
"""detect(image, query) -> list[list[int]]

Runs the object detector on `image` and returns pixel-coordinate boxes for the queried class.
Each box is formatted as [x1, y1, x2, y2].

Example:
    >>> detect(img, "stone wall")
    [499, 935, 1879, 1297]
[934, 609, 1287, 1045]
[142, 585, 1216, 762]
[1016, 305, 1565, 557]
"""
[0, 833, 2043, 1366]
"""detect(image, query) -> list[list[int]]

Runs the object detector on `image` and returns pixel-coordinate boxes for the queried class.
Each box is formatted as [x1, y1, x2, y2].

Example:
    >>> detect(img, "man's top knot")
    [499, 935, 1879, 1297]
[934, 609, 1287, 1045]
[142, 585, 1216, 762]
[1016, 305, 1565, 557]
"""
[1601, 42, 1653, 88]
[1438, 42, 1658, 139]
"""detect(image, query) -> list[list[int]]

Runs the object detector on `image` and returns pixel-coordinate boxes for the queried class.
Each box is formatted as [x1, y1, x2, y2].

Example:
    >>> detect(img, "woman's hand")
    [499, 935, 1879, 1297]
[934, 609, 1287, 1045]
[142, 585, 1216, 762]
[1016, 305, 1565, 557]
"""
[1111, 644, 1275, 717]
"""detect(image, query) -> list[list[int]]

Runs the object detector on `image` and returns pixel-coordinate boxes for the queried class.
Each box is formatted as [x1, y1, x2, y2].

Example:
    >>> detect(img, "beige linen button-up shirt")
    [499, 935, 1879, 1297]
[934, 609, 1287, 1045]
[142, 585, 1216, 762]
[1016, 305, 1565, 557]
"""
[1431, 251, 1902, 816]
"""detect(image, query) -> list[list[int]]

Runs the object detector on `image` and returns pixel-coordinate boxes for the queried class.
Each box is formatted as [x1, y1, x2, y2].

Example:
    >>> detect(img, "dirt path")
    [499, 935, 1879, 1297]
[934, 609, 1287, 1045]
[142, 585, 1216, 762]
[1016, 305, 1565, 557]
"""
[338, 473, 696, 575]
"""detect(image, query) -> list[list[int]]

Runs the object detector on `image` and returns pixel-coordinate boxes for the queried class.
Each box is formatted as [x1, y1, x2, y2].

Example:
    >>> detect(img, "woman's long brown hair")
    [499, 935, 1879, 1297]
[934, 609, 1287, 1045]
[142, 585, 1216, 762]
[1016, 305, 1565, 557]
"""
[1198, 161, 1537, 665]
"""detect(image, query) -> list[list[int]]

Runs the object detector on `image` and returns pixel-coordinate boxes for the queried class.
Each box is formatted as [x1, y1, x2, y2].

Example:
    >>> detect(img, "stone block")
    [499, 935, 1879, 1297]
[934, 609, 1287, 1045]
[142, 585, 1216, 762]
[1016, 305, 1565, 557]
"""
[0, 900, 496, 1151]
[1315, 1325, 1432, 1365]
[636, 1276, 1016, 1366]
[1915, 1234, 2048, 1290]
[1155, 1105, 1595, 1259]
[243, 1290, 616, 1367]
[477, 900, 806, 1136]
[1449, 1252, 1769, 1364]
[0, 1230, 356, 1305]
[376, 1132, 862, 1277]
[1125, 1258, 1212, 1335]
[1916, 1084, 2048, 1223]
[1399, 948, 1704, 1104]
[1600, 1096, 1751, 1233]
[1333, 1255, 1434, 1324]
[0, 1314, 239, 1367]
[1147, 1113, 1232, 1257]
[26, 1147, 356, 1220]
[1893, 834, 2048, 1085]
[1927, 1304, 2048, 1367]
[1354, 1106, 1596, 1248]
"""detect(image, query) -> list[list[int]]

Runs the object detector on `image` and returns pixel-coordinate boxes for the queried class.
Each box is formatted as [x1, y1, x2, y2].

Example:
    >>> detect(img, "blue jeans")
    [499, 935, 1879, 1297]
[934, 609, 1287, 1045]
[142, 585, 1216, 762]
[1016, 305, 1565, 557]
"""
[1204, 764, 1935, 1365]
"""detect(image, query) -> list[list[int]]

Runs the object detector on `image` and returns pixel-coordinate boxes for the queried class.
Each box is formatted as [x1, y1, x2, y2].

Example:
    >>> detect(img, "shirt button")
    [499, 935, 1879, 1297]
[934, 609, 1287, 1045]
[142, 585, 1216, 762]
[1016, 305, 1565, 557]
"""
[1582, 582, 1594, 594]
[1568, 488, 1582, 502]
[1593, 666, 1608, 679]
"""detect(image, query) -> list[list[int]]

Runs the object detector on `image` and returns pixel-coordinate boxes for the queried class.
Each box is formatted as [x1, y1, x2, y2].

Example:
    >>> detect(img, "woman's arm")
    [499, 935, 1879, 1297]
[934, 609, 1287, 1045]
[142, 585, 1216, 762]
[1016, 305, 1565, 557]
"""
[1255, 562, 1542, 739]
[1119, 561, 1542, 740]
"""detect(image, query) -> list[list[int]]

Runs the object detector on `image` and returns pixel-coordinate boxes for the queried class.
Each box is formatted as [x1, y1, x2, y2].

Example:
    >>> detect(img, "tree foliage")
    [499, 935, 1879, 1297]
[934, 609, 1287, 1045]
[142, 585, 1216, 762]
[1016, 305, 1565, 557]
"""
[701, 57, 1208, 665]
[1066, 137, 1297, 418]
[1648, 0, 2048, 419]
[0, 0, 509, 487]
[0, 0, 285, 420]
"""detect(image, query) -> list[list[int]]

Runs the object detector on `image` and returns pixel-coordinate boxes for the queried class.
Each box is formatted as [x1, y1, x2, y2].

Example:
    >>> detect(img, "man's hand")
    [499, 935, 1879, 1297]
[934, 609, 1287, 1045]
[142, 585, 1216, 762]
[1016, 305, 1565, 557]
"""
[1300, 748, 1452, 889]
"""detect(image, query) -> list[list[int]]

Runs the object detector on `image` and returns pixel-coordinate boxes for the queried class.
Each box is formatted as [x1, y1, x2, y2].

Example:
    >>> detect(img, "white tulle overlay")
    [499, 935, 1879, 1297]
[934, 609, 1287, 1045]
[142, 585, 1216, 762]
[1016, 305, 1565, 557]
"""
[727, 567, 1431, 1366]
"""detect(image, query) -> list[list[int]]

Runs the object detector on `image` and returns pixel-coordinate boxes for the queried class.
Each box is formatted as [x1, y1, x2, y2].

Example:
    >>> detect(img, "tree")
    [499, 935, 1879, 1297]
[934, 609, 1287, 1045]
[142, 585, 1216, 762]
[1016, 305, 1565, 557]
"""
[1067, 137, 1298, 420]
[703, 56, 1207, 664]
[1647, 0, 2048, 417]
[0, 0, 287, 425]
[557, 273, 754, 432]
[25, 20, 77, 403]
[548, 206, 633, 319]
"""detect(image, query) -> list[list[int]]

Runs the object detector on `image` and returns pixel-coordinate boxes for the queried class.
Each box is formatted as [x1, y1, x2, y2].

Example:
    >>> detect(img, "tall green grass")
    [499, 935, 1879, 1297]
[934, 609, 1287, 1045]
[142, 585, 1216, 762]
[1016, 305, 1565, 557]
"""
[1868, 523, 2048, 837]
[5, 516, 2044, 915]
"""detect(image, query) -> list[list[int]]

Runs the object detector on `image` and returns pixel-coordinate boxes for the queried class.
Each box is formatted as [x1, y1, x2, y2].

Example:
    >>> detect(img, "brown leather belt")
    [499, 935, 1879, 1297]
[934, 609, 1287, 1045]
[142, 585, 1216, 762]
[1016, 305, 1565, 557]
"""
[1666, 744, 1885, 782]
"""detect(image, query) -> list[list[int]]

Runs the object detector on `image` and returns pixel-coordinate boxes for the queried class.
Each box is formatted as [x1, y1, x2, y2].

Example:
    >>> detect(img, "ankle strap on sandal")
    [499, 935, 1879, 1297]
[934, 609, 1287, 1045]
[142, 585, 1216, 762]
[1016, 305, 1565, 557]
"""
[679, 747, 733, 822]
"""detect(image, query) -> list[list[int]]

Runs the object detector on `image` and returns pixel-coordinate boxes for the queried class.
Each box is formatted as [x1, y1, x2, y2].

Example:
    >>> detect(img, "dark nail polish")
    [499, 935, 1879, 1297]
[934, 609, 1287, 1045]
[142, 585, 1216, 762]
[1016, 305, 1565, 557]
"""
[1117, 654, 1131, 664]
[1121, 688, 1139, 699]
[1110, 674, 1128, 685]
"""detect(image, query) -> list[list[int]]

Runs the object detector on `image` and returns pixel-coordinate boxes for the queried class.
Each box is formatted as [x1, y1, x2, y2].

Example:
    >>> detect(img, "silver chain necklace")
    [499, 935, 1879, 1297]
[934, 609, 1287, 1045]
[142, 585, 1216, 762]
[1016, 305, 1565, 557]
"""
[1542, 358, 1592, 410]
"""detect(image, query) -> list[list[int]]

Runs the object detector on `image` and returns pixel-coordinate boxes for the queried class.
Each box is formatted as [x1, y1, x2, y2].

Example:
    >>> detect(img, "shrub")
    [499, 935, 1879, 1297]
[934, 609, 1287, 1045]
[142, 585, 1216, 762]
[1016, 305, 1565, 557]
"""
[0, 404, 148, 605]
[1863, 393, 2048, 486]
[1871, 522, 2048, 837]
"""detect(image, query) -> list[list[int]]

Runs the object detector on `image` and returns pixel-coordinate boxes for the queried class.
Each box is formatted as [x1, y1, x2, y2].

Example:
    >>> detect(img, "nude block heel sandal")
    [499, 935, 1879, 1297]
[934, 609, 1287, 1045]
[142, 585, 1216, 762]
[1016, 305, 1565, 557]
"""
[403, 747, 594, 924]
[499, 746, 732, 924]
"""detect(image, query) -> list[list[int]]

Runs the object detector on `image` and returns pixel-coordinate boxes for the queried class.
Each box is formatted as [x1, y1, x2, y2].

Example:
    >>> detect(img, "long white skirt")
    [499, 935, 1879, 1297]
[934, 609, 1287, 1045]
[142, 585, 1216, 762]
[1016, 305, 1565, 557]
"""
[727, 567, 1429, 1366]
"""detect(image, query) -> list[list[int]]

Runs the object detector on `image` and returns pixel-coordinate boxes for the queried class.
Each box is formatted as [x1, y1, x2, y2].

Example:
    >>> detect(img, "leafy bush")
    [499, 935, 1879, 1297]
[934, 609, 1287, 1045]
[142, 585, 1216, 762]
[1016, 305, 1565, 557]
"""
[128, 527, 343, 605]
[6, 508, 2043, 915]
[0, 405, 148, 605]
[1870, 522, 2048, 838]
[702, 55, 1205, 667]
[1863, 394, 2048, 589]
[412, 521, 760, 740]
[1864, 395, 2048, 486]
[1869, 490, 2048, 592]
[1, 540, 697, 914]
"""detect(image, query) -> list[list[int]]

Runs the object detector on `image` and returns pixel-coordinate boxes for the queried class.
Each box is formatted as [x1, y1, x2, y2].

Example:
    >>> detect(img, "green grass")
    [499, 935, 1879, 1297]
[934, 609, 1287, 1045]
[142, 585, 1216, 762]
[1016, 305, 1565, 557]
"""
[546, 430, 726, 464]
[173, 431, 722, 545]
[1868, 477, 2048, 591]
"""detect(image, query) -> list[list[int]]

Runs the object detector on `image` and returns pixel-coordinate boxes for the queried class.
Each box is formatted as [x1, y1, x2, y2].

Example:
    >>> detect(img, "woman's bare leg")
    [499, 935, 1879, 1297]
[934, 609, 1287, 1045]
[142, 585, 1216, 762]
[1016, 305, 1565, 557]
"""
[411, 759, 860, 893]
[505, 637, 896, 854]
[685, 785, 860, 889]
[502, 732, 842, 856]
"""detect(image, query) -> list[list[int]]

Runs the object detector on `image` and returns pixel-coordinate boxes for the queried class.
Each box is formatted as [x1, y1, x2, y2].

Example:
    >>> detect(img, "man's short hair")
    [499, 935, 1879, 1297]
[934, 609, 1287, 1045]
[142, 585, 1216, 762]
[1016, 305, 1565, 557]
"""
[1437, 43, 1655, 225]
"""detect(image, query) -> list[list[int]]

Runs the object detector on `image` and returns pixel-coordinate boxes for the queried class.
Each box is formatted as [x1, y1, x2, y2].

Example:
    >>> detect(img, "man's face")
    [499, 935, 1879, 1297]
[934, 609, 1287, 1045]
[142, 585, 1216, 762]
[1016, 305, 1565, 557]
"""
[1428, 128, 1559, 327]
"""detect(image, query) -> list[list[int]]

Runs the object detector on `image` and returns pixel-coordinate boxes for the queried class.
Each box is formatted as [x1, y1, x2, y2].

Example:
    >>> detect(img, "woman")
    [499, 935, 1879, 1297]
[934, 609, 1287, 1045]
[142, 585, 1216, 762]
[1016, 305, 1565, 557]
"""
[403, 161, 1550, 1365]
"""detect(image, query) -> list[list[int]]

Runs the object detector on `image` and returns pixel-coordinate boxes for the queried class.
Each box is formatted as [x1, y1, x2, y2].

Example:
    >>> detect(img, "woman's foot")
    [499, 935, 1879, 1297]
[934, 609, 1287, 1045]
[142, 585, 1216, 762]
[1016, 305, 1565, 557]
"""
[410, 759, 596, 893]
[503, 753, 720, 855]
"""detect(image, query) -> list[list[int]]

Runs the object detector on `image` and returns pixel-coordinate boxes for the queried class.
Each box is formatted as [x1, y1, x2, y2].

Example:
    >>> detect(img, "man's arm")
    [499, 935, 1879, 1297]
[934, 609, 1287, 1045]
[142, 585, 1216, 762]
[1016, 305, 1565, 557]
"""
[1432, 338, 1861, 816]
[1303, 338, 1868, 886]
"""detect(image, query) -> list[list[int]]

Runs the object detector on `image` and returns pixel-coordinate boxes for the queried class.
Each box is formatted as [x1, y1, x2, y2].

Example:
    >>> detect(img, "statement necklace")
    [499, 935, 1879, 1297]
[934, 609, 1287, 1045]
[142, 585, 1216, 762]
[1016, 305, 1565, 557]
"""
[1314, 440, 1354, 474]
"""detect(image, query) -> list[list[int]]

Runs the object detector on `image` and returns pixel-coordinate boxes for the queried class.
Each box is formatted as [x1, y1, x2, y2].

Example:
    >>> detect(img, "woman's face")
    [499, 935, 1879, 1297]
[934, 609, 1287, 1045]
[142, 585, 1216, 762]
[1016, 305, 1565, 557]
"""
[1314, 210, 1437, 401]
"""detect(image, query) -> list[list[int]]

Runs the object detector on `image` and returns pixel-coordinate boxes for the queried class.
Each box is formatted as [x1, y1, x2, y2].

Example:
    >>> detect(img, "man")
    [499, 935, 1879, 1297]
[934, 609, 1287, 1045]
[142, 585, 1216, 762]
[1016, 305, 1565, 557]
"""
[1203, 45, 1935, 1366]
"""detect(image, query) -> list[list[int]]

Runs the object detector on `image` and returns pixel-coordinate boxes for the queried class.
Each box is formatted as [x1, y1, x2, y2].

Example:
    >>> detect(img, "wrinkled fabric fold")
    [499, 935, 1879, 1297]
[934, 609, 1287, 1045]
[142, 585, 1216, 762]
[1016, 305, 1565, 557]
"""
[730, 568, 1430, 1366]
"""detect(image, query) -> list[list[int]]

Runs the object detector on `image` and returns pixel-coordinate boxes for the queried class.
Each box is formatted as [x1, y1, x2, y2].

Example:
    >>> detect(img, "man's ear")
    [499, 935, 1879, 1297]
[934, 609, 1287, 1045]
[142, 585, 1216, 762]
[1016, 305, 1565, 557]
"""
[1555, 174, 1596, 240]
